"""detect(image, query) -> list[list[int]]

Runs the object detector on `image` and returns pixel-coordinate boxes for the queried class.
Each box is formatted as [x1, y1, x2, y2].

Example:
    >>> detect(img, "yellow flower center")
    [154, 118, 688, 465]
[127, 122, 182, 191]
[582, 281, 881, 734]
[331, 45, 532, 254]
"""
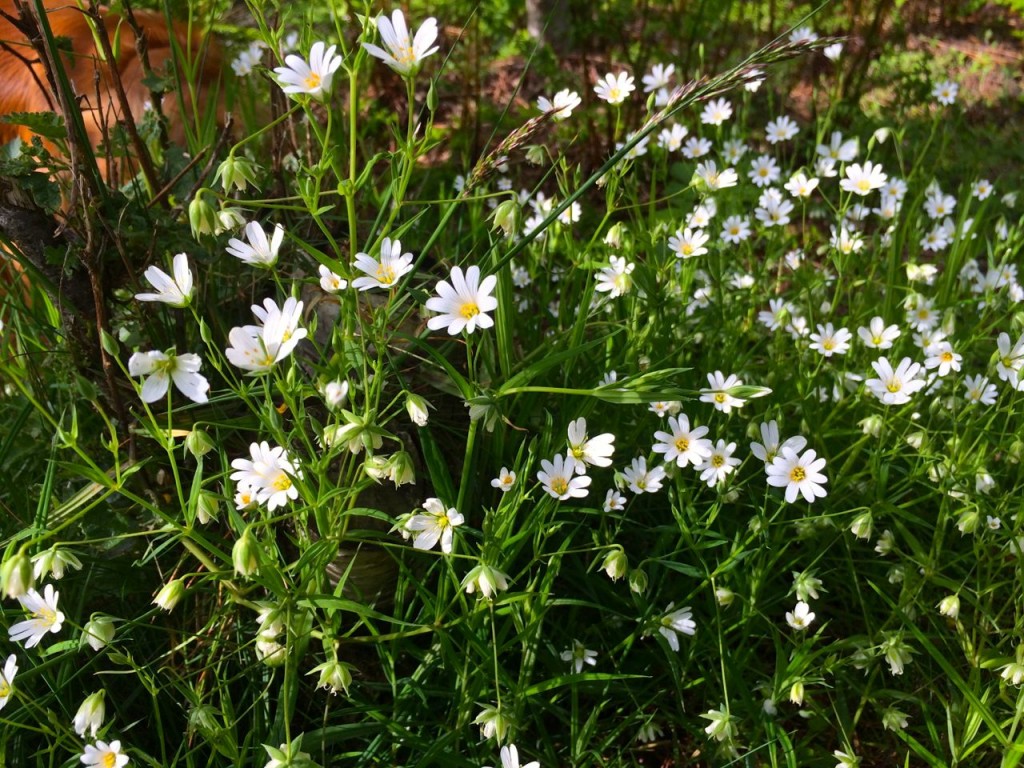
[0, 681, 9, 697]
[377, 265, 396, 285]
[714, 393, 726, 403]
[886, 379, 902, 393]
[460, 302, 481, 319]
[711, 455, 724, 468]
[551, 478, 568, 496]
[675, 437, 690, 452]
[941, 352, 953, 363]
[272, 474, 292, 492]
[823, 339, 835, 350]
[608, 87, 622, 101]
[571, 446, 586, 460]
[304, 72, 322, 91]
[398, 45, 416, 65]
[789, 466, 806, 483]
[35, 606, 56, 627]
[682, 244, 693, 255]
[636, 479, 647, 490]
[857, 179, 871, 192]
[872, 335, 882, 345]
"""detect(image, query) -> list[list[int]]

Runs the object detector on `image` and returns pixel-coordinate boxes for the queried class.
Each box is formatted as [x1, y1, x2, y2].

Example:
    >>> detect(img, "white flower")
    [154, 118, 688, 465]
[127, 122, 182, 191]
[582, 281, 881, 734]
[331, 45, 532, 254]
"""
[972, 179, 993, 200]
[823, 42, 843, 60]
[318, 264, 348, 293]
[840, 161, 887, 196]
[754, 188, 794, 227]
[748, 154, 780, 187]
[652, 414, 712, 468]
[817, 131, 858, 162]
[622, 456, 667, 494]
[699, 371, 746, 413]
[695, 159, 738, 191]
[80, 740, 129, 768]
[362, 10, 439, 76]
[593, 71, 635, 105]
[750, 421, 806, 465]
[9, 584, 65, 648]
[963, 374, 997, 405]
[866, 356, 926, 405]
[720, 215, 750, 244]
[128, 350, 209, 404]
[682, 136, 712, 159]
[700, 97, 732, 125]
[483, 744, 540, 768]
[538, 455, 591, 500]
[924, 341, 961, 376]
[0, 655, 17, 711]
[789, 25, 818, 43]
[857, 316, 901, 349]
[225, 297, 308, 373]
[766, 447, 828, 503]
[938, 594, 960, 619]
[932, 79, 958, 105]
[642, 62, 674, 92]
[996, 331, 1024, 387]
[696, 440, 740, 487]
[405, 498, 464, 553]
[273, 41, 342, 99]
[537, 89, 581, 120]
[765, 114, 799, 143]
[491, 467, 516, 493]
[603, 489, 627, 512]
[786, 600, 816, 630]
[594, 255, 634, 297]
[73, 691, 106, 738]
[230, 442, 302, 512]
[784, 171, 819, 198]
[658, 123, 688, 152]
[657, 602, 696, 651]
[566, 418, 615, 473]
[135, 252, 193, 306]
[426, 265, 498, 335]
[231, 41, 264, 77]
[561, 640, 598, 673]
[809, 323, 852, 357]
[352, 237, 415, 290]
[668, 228, 710, 259]
[226, 221, 284, 268]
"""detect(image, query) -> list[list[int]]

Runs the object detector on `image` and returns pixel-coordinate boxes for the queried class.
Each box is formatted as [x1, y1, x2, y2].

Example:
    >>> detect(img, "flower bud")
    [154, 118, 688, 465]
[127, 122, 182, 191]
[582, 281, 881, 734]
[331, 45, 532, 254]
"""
[601, 548, 628, 581]
[153, 579, 185, 612]
[73, 690, 106, 737]
[309, 659, 354, 695]
[31, 546, 82, 580]
[81, 614, 116, 651]
[524, 144, 546, 165]
[474, 705, 512, 743]
[715, 587, 736, 607]
[195, 491, 219, 525]
[462, 563, 510, 599]
[628, 567, 648, 594]
[233, 527, 260, 578]
[324, 380, 349, 410]
[789, 680, 805, 705]
[491, 199, 522, 238]
[1, 549, 33, 599]
[185, 429, 216, 458]
[850, 510, 873, 540]
[214, 155, 260, 193]
[187, 189, 218, 239]
[215, 206, 247, 234]
[385, 451, 416, 487]
[937, 594, 960, 619]
[405, 392, 430, 426]
[858, 414, 884, 438]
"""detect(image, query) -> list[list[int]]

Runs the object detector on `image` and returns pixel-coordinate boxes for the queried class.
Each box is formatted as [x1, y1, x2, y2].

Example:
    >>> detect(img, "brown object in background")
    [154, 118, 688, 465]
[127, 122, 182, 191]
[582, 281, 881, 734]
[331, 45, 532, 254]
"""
[0, 0, 222, 181]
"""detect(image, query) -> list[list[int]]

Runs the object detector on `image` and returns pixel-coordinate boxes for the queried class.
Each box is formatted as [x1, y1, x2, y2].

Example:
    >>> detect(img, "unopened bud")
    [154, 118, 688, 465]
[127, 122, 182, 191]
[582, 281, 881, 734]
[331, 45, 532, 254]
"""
[233, 527, 260, 578]
[1, 549, 33, 599]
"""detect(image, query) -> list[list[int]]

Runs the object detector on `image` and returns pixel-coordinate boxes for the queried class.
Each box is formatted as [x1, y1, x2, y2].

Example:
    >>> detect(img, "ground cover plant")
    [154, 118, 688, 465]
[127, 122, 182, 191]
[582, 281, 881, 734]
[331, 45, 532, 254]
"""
[1, 1, 1023, 766]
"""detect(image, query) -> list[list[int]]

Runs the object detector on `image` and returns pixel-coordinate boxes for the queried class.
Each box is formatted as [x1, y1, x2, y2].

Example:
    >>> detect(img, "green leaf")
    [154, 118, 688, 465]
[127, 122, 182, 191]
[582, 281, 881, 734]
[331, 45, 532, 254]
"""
[0, 111, 66, 140]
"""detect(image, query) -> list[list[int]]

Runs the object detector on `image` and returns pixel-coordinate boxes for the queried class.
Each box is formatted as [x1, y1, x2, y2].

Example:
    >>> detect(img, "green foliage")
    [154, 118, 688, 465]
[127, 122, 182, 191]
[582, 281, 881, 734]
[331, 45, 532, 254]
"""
[1, 1, 1023, 767]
